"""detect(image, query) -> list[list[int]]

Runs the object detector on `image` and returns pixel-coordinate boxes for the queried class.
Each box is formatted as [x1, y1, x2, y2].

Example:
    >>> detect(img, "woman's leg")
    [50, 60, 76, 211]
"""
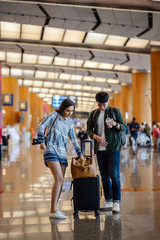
[57, 166, 66, 202]
[47, 161, 64, 213]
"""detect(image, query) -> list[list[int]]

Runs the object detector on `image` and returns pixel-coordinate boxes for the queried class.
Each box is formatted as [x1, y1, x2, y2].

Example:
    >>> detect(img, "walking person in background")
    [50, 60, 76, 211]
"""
[129, 117, 140, 155]
[123, 122, 130, 149]
[37, 99, 84, 219]
[87, 92, 126, 213]
[152, 123, 160, 153]
[77, 124, 88, 152]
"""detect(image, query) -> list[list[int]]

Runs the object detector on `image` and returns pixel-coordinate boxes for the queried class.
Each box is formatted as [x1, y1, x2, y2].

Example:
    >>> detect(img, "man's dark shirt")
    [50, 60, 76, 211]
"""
[129, 121, 140, 139]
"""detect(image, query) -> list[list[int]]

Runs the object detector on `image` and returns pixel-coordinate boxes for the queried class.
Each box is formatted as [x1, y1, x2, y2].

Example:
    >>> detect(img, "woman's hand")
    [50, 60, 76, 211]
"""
[40, 142, 46, 150]
[79, 155, 85, 160]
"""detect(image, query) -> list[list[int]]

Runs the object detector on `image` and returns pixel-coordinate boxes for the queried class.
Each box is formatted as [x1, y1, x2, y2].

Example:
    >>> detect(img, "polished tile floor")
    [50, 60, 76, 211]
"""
[0, 141, 160, 240]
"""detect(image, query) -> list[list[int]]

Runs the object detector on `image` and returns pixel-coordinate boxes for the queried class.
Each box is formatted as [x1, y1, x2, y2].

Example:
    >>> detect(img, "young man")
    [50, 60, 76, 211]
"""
[87, 92, 126, 213]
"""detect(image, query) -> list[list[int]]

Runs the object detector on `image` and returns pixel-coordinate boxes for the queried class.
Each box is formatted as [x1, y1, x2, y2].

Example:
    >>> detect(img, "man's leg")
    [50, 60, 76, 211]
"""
[108, 150, 121, 202]
[97, 151, 112, 201]
[108, 150, 121, 213]
[131, 136, 136, 154]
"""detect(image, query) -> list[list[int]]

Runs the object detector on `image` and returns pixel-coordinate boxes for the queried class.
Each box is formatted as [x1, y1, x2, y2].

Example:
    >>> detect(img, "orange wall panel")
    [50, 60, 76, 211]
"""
[2, 77, 19, 126]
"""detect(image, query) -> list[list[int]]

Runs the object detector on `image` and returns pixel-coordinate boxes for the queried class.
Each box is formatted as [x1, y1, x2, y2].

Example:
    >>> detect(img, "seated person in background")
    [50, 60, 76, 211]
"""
[140, 122, 145, 132]
[144, 123, 151, 139]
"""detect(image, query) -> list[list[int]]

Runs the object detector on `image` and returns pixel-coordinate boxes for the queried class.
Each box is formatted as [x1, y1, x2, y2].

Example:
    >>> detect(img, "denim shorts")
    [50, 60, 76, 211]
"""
[44, 150, 68, 167]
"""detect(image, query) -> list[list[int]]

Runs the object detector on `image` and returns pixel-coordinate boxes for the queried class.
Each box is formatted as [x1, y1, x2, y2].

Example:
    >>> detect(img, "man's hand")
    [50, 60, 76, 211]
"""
[93, 135, 108, 147]
[40, 142, 46, 150]
[109, 119, 120, 129]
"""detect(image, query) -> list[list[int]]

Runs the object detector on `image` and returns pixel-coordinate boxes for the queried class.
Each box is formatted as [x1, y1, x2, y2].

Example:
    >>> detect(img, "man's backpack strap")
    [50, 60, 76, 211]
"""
[110, 107, 116, 121]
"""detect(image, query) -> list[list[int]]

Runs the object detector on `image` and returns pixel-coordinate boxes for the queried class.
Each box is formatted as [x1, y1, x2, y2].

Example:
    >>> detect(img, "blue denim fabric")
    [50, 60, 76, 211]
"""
[97, 150, 121, 202]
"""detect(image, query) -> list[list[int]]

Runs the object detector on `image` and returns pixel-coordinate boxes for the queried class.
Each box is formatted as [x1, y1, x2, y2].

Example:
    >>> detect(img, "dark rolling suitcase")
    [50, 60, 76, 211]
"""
[73, 175, 100, 216]
[72, 140, 100, 216]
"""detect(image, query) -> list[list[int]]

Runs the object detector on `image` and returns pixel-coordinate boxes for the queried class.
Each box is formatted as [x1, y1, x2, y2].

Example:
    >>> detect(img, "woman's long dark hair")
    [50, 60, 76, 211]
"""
[57, 99, 75, 114]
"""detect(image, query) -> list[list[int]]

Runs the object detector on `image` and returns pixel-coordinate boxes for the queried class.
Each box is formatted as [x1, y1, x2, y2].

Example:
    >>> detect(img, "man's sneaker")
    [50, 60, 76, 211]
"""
[49, 211, 66, 219]
[113, 214, 120, 221]
[112, 202, 120, 213]
[100, 202, 113, 210]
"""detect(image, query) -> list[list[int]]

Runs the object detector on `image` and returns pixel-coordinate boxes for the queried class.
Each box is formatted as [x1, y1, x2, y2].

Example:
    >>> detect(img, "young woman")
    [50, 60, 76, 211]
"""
[37, 99, 84, 219]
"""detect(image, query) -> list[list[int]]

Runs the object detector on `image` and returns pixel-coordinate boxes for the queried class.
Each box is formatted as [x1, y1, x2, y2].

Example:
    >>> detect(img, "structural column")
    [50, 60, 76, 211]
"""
[38, 98, 43, 123]
[109, 97, 114, 107]
[132, 72, 151, 125]
[2, 77, 19, 126]
[151, 50, 160, 123]
[114, 93, 122, 112]
[30, 93, 38, 131]
[121, 85, 132, 122]
[47, 104, 53, 114]
[19, 86, 30, 132]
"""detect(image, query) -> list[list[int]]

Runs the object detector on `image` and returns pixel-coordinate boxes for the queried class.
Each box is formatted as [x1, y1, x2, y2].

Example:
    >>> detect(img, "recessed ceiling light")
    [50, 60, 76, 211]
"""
[7, 52, 21, 63]
[107, 79, 119, 84]
[83, 61, 99, 68]
[43, 27, 64, 41]
[98, 63, 114, 69]
[85, 32, 107, 44]
[1, 21, 20, 39]
[126, 38, 149, 48]
[22, 24, 42, 40]
[114, 65, 130, 71]
[63, 30, 85, 43]
[105, 35, 127, 46]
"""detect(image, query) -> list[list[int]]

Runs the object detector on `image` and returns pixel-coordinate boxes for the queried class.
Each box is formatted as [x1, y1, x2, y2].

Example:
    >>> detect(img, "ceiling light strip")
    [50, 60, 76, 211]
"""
[0, 38, 150, 55]
[1, 61, 132, 74]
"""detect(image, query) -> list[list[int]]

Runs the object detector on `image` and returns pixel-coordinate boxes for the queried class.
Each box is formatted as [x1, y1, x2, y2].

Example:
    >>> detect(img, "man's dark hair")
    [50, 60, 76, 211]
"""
[132, 117, 136, 121]
[95, 92, 109, 104]
[57, 99, 75, 114]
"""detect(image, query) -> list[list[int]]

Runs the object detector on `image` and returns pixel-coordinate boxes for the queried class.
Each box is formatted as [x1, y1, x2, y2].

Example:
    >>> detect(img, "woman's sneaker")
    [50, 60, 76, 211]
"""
[112, 203, 120, 213]
[57, 210, 66, 216]
[49, 211, 66, 219]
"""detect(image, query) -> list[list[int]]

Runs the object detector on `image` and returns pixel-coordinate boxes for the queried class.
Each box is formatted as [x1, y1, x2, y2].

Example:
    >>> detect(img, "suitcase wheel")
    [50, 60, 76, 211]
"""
[94, 210, 100, 216]
[73, 210, 79, 216]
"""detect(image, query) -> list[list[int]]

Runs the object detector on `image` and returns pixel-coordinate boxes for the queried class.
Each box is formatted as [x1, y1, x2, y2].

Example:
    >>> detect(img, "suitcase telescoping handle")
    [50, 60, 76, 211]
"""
[81, 140, 93, 157]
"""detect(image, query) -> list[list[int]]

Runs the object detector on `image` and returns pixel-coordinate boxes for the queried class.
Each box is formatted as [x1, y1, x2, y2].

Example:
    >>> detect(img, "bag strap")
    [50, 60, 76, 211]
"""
[110, 107, 116, 121]
[46, 113, 58, 138]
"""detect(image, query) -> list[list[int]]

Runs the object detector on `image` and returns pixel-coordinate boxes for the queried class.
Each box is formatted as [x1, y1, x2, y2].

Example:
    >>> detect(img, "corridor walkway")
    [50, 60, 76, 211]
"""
[0, 141, 160, 240]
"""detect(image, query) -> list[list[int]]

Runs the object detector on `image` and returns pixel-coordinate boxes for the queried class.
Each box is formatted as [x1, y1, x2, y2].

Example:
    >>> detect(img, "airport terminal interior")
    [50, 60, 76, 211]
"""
[1, 0, 160, 239]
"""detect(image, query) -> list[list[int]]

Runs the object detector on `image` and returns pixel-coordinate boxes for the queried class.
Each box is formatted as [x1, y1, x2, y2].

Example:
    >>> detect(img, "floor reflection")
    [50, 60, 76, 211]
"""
[0, 142, 160, 239]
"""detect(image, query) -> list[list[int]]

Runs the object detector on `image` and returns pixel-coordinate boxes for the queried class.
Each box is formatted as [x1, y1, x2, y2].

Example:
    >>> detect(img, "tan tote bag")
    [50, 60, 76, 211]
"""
[71, 140, 97, 179]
